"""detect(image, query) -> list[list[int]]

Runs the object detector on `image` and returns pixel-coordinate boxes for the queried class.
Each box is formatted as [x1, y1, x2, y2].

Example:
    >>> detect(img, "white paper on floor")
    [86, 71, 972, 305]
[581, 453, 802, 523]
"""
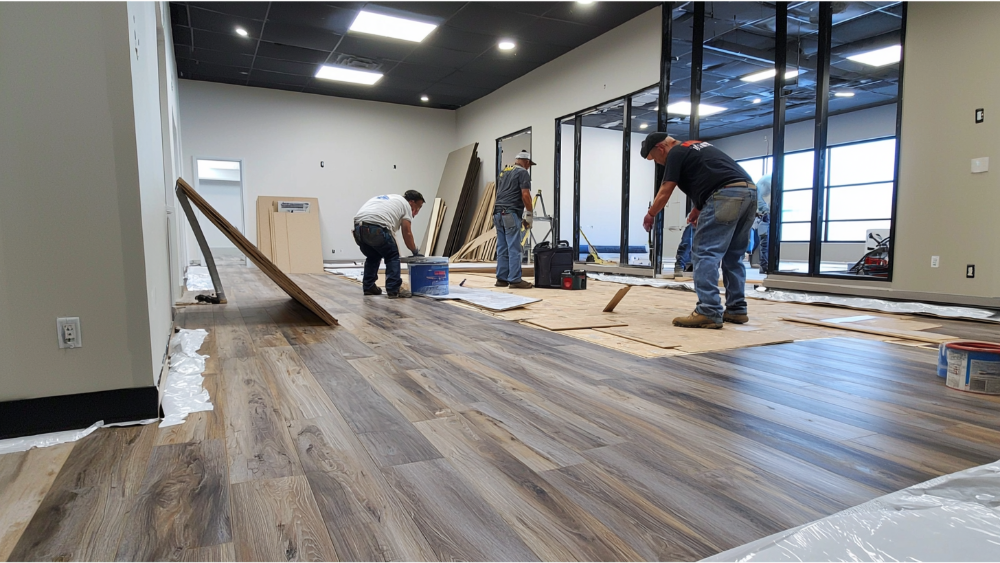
[704, 459, 1000, 562]
[423, 286, 541, 311]
[186, 266, 213, 290]
[160, 328, 214, 427]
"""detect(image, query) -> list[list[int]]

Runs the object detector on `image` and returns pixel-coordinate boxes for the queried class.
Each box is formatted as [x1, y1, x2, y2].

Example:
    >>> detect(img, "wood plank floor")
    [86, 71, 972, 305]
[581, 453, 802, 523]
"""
[4, 266, 1000, 561]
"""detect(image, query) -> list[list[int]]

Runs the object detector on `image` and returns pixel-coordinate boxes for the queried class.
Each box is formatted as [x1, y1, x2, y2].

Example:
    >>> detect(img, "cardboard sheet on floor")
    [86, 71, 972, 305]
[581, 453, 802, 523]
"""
[598, 324, 795, 352]
[424, 286, 540, 311]
[523, 317, 629, 331]
[178, 179, 337, 326]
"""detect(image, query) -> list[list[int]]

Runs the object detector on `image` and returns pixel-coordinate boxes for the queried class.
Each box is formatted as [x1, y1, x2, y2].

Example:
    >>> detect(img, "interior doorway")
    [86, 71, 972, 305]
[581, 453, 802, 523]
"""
[497, 127, 532, 179]
[188, 158, 246, 266]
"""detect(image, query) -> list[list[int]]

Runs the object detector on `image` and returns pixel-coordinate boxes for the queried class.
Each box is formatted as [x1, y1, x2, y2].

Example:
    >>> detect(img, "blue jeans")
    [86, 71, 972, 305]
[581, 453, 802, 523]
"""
[692, 187, 757, 323]
[354, 224, 402, 293]
[675, 224, 693, 270]
[493, 210, 523, 283]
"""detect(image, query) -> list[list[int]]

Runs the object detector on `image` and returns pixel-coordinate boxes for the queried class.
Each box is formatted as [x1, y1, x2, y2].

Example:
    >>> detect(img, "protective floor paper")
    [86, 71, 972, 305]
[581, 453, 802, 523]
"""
[160, 328, 214, 427]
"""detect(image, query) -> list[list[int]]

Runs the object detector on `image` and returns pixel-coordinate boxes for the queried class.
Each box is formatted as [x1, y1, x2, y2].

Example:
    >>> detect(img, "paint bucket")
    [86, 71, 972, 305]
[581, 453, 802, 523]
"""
[944, 341, 1000, 395]
[408, 258, 449, 296]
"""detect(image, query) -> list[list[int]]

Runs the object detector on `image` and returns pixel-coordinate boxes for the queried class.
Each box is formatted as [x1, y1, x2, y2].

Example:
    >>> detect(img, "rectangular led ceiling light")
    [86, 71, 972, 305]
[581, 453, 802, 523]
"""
[349, 10, 437, 42]
[315, 65, 383, 85]
[847, 45, 901, 67]
[740, 68, 801, 83]
[666, 101, 727, 116]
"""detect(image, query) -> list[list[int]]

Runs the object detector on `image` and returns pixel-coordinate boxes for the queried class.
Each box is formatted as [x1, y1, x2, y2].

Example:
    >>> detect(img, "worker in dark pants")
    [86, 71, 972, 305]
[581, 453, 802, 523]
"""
[674, 223, 694, 276]
[493, 151, 535, 289]
[352, 190, 424, 298]
[640, 133, 757, 329]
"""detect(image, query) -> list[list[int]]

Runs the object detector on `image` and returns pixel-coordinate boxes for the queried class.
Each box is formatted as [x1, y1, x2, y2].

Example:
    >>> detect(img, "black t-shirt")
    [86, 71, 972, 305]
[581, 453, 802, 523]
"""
[494, 164, 530, 214]
[663, 140, 752, 209]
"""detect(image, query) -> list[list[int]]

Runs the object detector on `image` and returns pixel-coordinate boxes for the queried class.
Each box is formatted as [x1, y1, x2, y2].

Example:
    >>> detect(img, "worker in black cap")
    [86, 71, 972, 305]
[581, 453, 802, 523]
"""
[492, 151, 536, 289]
[639, 132, 757, 329]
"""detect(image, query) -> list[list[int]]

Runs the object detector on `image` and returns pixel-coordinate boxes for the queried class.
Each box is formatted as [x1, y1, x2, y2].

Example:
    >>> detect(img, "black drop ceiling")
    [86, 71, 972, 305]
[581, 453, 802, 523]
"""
[170, 1, 657, 109]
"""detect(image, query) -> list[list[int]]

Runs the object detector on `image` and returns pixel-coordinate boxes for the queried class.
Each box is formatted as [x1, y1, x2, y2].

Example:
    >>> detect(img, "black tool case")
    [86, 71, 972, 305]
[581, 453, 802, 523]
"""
[533, 240, 574, 288]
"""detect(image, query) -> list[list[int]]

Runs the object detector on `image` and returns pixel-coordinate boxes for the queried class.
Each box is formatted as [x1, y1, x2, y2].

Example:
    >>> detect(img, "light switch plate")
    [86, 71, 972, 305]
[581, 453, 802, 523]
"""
[931, 256, 939, 268]
[972, 157, 989, 173]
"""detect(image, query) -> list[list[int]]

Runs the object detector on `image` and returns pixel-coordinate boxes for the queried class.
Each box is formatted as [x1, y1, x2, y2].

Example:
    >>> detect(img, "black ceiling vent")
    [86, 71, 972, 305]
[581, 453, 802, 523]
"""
[331, 53, 381, 72]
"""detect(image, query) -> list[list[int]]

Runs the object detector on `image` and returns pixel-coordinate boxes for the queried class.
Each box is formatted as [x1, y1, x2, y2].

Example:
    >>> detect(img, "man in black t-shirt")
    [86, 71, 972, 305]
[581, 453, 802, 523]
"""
[640, 132, 758, 329]
[492, 151, 536, 289]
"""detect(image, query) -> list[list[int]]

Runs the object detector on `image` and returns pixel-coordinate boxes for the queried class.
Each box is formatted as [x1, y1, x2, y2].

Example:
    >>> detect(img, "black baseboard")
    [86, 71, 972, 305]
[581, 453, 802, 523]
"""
[0, 386, 160, 440]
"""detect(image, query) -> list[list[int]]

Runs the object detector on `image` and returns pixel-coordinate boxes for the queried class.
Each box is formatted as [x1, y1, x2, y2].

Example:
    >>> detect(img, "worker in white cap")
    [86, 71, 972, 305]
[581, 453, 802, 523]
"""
[492, 151, 536, 289]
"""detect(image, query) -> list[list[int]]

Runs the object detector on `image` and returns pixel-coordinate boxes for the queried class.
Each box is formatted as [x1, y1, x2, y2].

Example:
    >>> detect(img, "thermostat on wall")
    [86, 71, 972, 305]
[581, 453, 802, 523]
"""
[278, 201, 311, 213]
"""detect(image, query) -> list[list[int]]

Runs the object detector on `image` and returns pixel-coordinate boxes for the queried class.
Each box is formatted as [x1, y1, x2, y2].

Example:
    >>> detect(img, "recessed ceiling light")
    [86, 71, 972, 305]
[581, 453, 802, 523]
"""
[740, 68, 800, 83]
[498, 40, 516, 51]
[834, 91, 855, 97]
[847, 45, 901, 67]
[420, 95, 429, 102]
[349, 10, 437, 42]
[752, 98, 762, 104]
[235, 27, 248, 37]
[666, 101, 727, 116]
[639, 123, 648, 129]
[577, 1, 596, 4]
[315, 65, 383, 85]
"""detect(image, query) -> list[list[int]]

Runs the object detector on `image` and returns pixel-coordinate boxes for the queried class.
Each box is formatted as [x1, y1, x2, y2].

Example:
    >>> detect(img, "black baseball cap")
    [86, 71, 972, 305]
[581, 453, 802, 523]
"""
[639, 132, 669, 159]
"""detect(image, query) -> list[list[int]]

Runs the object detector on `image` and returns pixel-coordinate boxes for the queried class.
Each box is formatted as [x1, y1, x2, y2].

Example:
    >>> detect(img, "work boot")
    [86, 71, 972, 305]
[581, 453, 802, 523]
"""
[495, 279, 509, 287]
[363, 286, 382, 296]
[509, 280, 533, 289]
[723, 310, 749, 324]
[387, 289, 412, 299]
[672, 311, 723, 329]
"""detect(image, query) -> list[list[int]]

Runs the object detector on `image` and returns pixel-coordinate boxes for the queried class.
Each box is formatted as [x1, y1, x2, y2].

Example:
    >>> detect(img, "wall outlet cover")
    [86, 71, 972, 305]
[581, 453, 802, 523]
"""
[931, 256, 940, 268]
[972, 157, 989, 173]
[967, 264, 976, 278]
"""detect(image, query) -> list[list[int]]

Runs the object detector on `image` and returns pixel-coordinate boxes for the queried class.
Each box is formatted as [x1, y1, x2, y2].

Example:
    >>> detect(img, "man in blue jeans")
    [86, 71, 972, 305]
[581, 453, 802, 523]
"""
[640, 133, 757, 328]
[352, 190, 424, 298]
[493, 151, 535, 289]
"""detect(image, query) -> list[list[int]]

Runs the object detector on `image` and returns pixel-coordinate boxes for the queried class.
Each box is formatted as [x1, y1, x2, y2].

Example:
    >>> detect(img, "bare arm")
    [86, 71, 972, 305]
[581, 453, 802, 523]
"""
[400, 220, 417, 253]
[521, 189, 533, 212]
[648, 181, 677, 218]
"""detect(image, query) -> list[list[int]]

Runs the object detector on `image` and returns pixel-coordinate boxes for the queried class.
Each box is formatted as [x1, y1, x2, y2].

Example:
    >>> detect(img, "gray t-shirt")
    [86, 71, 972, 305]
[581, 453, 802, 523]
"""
[493, 164, 530, 214]
[756, 174, 772, 215]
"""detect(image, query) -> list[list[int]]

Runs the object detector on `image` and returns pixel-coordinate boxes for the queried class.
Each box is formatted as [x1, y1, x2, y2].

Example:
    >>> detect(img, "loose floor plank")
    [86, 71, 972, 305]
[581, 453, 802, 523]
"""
[230, 475, 340, 562]
[115, 439, 231, 561]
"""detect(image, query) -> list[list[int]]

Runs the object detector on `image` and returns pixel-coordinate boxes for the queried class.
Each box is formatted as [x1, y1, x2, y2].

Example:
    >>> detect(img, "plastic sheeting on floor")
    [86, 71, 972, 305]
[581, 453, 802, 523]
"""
[704, 459, 1000, 562]
[586, 272, 998, 322]
[185, 265, 214, 291]
[0, 417, 160, 455]
[421, 285, 541, 311]
[160, 328, 213, 427]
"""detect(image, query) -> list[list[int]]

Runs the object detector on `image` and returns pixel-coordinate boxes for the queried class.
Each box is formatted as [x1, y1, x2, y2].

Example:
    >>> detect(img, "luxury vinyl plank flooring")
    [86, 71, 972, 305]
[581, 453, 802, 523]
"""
[8, 266, 1000, 562]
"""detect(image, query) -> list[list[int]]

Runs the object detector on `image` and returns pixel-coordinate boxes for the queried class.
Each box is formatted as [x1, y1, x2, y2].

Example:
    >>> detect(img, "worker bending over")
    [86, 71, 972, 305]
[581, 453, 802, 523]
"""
[352, 190, 424, 299]
[493, 151, 535, 289]
[640, 133, 757, 329]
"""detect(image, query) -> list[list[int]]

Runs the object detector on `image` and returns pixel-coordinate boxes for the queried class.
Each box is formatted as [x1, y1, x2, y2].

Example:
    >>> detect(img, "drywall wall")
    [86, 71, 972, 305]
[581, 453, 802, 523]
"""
[456, 6, 661, 236]
[128, 1, 174, 380]
[0, 2, 156, 401]
[767, 3, 1000, 305]
[178, 80, 457, 261]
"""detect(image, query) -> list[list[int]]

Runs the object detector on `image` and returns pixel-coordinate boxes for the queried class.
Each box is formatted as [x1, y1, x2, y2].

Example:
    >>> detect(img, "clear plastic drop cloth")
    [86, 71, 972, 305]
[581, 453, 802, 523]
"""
[421, 286, 541, 311]
[0, 420, 105, 455]
[160, 328, 213, 428]
[704, 459, 1000, 562]
[185, 265, 214, 291]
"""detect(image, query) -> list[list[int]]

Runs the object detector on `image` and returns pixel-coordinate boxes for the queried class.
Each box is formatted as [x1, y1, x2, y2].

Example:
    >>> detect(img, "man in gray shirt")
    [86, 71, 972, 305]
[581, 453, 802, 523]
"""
[492, 151, 535, 289]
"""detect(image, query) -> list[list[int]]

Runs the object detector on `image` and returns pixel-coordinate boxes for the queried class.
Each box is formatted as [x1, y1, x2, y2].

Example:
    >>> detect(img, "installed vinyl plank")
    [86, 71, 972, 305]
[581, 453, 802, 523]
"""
[240, 307, 291, 348]
[349, 356, 455, 422]
[0, 445, 75, 561]
[380, 458, 539, 562]
[178, 542, 236, 562]
[213, 307, 256, 359]
[257, 346, 338, 422]
[230, 475, 340, 562]
[222, 356, 304, 484]
[289, 415, 437, 562]
[9, 426, 157, 562]
[416, 415, 642, 561]
[115, 439, 231, 560]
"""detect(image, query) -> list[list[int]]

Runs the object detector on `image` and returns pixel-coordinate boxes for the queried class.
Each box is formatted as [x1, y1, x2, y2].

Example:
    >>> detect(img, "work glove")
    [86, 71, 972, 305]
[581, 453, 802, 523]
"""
[522, 209, 533, 229]
[411, 250, 424, 257]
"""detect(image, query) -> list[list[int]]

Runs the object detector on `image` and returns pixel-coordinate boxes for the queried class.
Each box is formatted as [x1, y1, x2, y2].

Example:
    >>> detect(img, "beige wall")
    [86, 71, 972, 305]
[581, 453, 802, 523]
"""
[767, 2, 1000, 305]
[0, 2, 170, 401]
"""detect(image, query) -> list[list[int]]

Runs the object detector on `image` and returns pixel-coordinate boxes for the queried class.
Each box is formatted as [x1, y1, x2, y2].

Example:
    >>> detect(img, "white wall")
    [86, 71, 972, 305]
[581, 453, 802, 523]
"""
[0, 2, 164, 401]
[178, 81, 457, 261]
[456, 7, 661, 237]
[128, 1, 174, 379]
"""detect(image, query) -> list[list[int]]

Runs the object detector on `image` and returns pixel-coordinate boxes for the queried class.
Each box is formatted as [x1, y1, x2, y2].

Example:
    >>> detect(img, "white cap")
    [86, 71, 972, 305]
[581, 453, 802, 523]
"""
[515, 151, 537, 165]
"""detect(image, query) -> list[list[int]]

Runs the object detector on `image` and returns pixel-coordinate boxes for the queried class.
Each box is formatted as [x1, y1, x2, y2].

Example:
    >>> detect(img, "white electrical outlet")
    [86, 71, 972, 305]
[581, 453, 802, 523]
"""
[972, 157, 989, 173]
[57, 317, 82, 349]
[931, 256, 940, 268]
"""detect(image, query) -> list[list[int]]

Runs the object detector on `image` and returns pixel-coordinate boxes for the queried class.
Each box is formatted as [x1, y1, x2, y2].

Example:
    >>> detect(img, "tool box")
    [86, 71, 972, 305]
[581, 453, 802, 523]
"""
[533, 240, 574, 288]
[561, 269, 587, 290]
